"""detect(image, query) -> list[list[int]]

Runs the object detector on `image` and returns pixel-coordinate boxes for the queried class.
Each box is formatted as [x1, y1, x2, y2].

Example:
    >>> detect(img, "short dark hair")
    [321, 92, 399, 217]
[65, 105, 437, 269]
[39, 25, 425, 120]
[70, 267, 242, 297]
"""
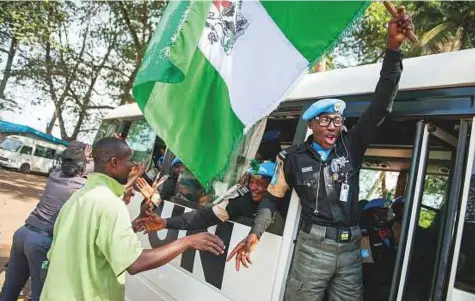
[61, 146, 86, 177]
[92, 137, 130, 165]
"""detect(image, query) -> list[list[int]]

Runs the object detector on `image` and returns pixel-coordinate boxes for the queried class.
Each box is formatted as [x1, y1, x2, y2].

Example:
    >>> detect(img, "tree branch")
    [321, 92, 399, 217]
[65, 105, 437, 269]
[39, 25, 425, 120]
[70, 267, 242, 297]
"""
[118, 1, 141, 53]
[87, 105, 115, 110]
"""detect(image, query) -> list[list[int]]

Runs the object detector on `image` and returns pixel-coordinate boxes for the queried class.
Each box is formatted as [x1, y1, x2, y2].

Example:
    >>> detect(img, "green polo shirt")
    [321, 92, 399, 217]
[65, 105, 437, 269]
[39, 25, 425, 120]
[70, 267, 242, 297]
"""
[40, 173, 143, 301]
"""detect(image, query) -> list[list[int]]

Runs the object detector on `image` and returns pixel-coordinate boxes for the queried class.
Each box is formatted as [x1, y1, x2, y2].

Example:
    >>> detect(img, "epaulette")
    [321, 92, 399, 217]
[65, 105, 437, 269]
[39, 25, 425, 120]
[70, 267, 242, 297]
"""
[278, 144, 303, 161]
[226, 186, 249, 200]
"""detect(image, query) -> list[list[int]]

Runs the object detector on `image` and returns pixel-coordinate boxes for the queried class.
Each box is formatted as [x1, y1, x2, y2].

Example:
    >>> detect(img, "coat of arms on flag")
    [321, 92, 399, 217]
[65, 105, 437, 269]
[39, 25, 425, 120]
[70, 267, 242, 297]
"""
[205, 0, 249, 55]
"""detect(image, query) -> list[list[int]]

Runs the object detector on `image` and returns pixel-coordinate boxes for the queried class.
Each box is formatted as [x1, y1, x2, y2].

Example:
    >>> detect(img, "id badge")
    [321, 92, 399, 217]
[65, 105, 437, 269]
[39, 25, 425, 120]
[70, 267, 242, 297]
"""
[340, 183, 349, 202]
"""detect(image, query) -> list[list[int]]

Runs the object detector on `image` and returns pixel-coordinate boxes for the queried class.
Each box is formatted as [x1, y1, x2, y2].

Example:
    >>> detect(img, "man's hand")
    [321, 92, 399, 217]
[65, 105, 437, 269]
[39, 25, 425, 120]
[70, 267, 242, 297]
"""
[133, 212, 167, 233]
[186, 232, 225, 256]
[136, 177, 156, 201]
[226, 233, 259, 271]
[84, 145, 93, 161]
[387, 6, 414, 50]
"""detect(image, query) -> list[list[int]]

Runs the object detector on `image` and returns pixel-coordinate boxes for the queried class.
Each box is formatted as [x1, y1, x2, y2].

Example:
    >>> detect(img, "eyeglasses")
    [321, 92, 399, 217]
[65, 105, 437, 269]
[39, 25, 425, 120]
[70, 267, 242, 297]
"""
[314, 116, 345, 127]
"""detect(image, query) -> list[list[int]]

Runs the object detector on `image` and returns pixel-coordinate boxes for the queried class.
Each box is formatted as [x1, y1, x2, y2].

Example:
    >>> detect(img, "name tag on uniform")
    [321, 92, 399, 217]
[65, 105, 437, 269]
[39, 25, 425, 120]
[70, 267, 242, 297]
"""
[340, 183, 349, 202]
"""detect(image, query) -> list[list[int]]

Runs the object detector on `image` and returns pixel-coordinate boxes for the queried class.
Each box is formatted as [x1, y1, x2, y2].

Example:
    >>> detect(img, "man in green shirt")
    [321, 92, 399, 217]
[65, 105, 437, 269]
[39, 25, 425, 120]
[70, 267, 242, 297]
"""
[40, 137, 224, 301]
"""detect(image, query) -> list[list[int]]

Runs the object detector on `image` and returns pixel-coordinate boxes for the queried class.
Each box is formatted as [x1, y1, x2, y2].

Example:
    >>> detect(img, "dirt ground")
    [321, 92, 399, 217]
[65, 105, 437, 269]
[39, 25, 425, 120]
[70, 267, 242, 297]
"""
[0, 168, 47, 300]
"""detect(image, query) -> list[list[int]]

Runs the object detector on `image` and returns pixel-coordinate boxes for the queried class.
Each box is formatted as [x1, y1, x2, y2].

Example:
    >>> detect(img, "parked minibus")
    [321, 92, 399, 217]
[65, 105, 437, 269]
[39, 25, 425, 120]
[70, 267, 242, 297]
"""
[0, 135, 66, 174]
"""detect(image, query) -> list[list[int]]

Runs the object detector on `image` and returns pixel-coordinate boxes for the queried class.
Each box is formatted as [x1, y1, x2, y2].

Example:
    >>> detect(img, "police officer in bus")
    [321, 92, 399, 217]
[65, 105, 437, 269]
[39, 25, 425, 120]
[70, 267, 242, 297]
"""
[227, 9, 412, 301]
[360, 198, 397, 301]
[133, 162, 277, 232]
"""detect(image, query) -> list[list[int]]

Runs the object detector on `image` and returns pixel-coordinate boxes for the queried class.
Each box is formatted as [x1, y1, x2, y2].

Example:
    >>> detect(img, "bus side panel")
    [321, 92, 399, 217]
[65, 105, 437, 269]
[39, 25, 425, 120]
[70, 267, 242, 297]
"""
[127, 196, 284, 301]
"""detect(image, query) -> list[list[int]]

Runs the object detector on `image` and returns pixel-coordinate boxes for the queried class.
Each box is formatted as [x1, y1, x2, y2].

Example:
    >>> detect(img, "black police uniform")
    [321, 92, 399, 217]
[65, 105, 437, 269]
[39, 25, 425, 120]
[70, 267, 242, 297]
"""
[249, 50, 403, 301]
[166, 187, 260, 230]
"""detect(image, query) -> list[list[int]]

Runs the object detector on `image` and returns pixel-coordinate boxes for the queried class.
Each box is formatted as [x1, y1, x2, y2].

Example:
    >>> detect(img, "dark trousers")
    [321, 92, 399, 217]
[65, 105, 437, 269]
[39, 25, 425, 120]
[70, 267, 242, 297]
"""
[285, 225, 362, 301]
[0, 226, 52, 301]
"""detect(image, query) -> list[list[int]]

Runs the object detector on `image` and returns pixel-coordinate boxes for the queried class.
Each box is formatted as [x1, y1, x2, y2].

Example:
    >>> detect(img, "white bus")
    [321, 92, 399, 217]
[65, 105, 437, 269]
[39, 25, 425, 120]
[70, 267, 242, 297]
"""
[97, 48, 475, 301]
[0, 135, 66, 174]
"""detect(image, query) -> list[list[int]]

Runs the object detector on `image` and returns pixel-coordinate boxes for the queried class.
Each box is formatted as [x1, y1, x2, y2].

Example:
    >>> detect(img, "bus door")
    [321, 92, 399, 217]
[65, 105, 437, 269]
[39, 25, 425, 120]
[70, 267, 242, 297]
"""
[450, 117, 475, 301]
[389, 118, 474, 301]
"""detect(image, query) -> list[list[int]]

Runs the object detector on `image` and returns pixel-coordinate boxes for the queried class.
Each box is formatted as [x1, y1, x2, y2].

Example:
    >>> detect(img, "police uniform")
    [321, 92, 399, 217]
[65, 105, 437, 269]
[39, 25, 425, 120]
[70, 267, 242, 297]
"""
[166, 162, 277, 230]
[360, 199, 397, 301]
[249, 50, 403, 301]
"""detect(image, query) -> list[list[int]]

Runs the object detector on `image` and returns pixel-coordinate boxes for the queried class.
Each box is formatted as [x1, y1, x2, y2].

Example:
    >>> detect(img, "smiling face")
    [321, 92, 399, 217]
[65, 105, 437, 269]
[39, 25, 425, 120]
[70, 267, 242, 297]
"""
[309, 113, 343, 149]
[248, 176, 271, 202]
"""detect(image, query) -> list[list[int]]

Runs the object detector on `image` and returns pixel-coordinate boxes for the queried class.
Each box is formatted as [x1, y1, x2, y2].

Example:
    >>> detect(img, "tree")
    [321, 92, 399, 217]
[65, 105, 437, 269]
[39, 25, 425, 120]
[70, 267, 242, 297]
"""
[15, 2, 118, 141]
[332, 1, 475, 67]
[0, 2, 60, 111]
[407, 2, 475, 56]
[107, 1, 167, 105]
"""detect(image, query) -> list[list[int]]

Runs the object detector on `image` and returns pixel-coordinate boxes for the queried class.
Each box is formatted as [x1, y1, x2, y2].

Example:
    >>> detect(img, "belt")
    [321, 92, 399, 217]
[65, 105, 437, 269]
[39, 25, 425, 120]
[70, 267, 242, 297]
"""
[301, 221, 357, 242]
[25, 224, 52, 238]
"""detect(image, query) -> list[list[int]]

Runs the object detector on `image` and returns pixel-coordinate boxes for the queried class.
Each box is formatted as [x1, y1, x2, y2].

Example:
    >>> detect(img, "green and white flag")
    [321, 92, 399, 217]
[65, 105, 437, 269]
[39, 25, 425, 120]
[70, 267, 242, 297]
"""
[133, 0, 369, 186]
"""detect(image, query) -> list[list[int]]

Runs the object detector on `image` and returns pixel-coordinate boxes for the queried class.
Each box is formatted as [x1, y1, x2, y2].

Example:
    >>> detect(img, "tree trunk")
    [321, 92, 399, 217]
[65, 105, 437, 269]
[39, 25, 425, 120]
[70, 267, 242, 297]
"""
[0, 36, 18, 98]
[45, 112, 57, 134]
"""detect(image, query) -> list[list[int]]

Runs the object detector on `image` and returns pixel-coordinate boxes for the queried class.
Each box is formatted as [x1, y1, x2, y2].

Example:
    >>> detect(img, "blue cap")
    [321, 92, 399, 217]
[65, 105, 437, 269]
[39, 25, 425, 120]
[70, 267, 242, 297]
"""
[392, 196, 405, 206]
[248, 161, 275, 178]
[363, 198, 392, 211]
[171, 157, 182, 167]
[262, 130, 280, 143]
[302, 98, 346, 121]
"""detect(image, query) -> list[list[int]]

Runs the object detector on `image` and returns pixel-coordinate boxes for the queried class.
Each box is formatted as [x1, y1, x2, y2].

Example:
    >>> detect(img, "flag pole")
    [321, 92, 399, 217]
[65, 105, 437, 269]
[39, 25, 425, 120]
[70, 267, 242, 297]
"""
[383, 1, 418, 44]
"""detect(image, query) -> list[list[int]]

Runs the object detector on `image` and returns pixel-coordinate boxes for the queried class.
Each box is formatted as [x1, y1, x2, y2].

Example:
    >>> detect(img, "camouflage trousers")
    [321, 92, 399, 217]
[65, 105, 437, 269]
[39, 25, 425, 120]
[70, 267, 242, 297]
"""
[284, 224, 362, 301]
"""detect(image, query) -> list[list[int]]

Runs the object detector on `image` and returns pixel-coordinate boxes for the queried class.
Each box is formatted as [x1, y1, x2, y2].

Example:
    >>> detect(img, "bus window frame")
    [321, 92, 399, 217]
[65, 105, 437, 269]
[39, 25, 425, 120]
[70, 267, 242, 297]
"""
[448, 117, 475, 300]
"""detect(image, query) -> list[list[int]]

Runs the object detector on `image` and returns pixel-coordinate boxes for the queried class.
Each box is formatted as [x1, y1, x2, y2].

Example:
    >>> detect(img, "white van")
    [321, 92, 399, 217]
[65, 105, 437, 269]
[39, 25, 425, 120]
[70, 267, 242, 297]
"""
[97, 49, 475, 301]
[0, 135, 66, 174]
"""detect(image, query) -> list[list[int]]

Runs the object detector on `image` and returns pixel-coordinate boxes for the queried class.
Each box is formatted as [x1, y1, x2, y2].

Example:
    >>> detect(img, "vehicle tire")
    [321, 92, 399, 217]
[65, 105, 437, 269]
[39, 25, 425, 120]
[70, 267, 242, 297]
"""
[20, 163, 30, 174]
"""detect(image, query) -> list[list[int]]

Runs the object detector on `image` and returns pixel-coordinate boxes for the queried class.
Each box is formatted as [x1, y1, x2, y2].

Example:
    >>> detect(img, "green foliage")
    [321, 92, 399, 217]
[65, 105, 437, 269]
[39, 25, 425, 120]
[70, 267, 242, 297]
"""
[333, 1, 475, 67]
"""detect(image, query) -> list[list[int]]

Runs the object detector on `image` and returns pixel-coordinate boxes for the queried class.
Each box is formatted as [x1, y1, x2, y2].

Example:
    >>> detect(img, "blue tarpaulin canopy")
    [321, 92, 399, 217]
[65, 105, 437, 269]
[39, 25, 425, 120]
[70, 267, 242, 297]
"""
[0, 120, 69, 146]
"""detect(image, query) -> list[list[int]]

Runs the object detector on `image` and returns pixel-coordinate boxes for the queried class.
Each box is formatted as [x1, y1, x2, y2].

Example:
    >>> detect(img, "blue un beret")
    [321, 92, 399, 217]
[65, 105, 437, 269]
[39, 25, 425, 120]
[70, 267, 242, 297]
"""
[364, 198, 392, 211]
[171, 157, 182, 167]
[248, 161, 275, 178]
[302, 98, 346, 121]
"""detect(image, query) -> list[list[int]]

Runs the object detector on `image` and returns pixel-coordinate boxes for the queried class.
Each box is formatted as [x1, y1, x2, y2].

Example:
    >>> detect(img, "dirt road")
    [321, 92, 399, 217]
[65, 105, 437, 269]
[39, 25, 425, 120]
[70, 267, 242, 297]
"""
[0, 168, 46, 299]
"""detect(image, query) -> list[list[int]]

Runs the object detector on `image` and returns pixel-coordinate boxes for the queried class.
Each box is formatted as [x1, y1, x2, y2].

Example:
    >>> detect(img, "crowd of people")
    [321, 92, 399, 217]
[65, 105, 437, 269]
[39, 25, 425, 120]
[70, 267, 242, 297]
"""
[0, 7, 413, 301]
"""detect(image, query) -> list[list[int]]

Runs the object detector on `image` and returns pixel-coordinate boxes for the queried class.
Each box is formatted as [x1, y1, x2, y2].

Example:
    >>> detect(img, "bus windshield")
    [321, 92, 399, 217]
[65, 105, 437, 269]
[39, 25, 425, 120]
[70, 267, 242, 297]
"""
[0, 138, 23, 152]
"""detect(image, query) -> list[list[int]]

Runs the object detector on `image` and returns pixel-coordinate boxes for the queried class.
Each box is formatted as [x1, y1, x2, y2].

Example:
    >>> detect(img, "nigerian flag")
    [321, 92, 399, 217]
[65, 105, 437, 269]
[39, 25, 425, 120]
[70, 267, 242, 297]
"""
[133, 0, 369, 186]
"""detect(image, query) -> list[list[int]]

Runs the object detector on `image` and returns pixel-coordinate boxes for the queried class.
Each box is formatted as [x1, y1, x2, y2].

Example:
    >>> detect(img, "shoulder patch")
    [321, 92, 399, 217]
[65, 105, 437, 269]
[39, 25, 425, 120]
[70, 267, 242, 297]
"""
[278, 144, 302, 161]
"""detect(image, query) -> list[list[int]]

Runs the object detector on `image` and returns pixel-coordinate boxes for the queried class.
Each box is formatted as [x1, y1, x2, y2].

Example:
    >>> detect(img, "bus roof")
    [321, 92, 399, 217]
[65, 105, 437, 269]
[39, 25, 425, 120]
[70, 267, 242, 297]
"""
[105, 49, 475, 120]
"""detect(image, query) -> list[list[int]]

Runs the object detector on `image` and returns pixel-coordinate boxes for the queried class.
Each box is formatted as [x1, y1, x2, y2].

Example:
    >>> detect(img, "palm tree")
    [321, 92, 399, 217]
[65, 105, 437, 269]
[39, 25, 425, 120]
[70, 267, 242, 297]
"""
[408, 2, 475, 57]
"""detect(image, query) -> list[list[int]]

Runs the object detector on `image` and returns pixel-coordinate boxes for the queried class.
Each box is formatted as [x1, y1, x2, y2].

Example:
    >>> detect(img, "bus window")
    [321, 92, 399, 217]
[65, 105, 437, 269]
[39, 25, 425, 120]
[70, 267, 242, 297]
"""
[419, 174, 449, 228]
[19, 146, 33, 155]
[34, 145, 48, 158]
[45, 148, 56, 160]
[124, 119, 156, 164]
[359, 170, 400, 200]
[95, 119, 120, 143]
[0, 138, 23, 152]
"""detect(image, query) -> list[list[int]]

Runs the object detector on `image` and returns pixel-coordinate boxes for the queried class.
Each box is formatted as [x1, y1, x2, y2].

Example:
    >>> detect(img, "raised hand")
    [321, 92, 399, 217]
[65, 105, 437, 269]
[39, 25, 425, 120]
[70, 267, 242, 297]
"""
[136, 177, 156, 201]
[387, 6, 414, 50]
